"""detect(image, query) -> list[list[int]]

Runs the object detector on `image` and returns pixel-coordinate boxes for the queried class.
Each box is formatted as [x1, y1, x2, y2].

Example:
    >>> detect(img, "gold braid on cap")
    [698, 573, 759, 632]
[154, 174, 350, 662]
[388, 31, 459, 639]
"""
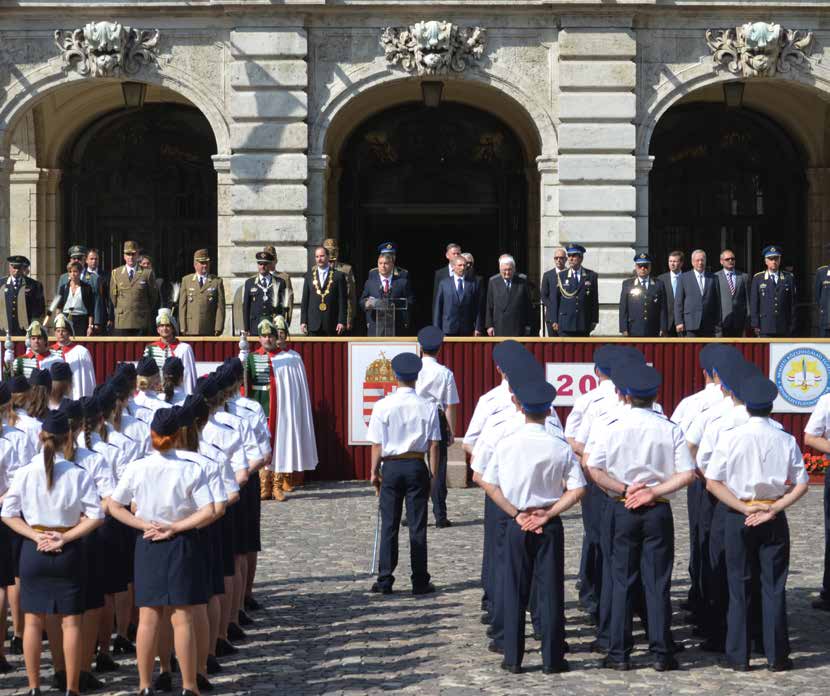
[257, 318, 275, 336]
[27, 320, 46, 338]
[53, 313, 73, 333]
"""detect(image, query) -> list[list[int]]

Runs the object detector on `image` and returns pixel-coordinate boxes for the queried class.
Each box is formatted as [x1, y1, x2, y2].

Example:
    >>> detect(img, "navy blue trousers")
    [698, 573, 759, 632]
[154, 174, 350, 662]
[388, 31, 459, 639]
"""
[822, 475, 830, 599]
[608, 501, 674, 663]
[696, 488, 721, 639]
[377, 459, 431, 590]
[481, 494, 497, 611]
[489, 507, 511, 646]
[578, 480, 603, 616]
[686, 479, 703, 612]
[430, 412, 450, 523]
[596, 494, 614, 649]
[503, 517, 565, 669]
[724, 508, 791, 667]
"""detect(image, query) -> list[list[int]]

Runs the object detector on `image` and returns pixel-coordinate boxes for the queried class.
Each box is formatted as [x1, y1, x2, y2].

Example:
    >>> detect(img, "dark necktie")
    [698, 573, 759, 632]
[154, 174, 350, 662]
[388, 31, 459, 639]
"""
[382, 278, 389, 295]
[128, 268, 134, 282]
[505, 280, 511, 291]
[199, 276, 204, 289]
[456, 277, 463, 299]
[727, 272, 735, 296]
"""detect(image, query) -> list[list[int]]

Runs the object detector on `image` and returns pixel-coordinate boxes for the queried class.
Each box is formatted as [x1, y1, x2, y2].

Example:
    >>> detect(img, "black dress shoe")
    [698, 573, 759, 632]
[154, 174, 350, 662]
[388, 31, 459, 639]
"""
[812, 598, 830, 611]
[487, 641, 504, 655]
[653, 656, 679, 672]
[584, 613, 598, 627]
[412, 583, 436, 596]
[170, 655, 179, 674]
[542, 660, 570, 674]
[601, 656, 630, 671]
[214, 638, 238, 657]
[244, 596, 262, 612]
[95, 652, 120, 672]
[9, 635, 22, 655]
[0, 655, 12, 673]
[480, 613, 491, 625]
[152, 671, 173, 693]
[138, 690, 155, 696]
[52, 670, 67, 691]
[238, 610, 254, 627]
[112, 635, 135, 655]
[435, 519, 453, 528]
[727, 661, 750, 672]
[65, 691, 81, 696]
[227, 623, 246, 642]
[480, 598, 489, 612]
[206, 655, 222, 675]
[486, 625, 496, 639]
[768, 658, 793, 672]
[370, 582, 392, 595]
[26, 689, 41, 696]
[500, 661, 522, 674]
[588, 640, 608, 655]
[80, 670, 104, 691]
[196, 674, 213, 691]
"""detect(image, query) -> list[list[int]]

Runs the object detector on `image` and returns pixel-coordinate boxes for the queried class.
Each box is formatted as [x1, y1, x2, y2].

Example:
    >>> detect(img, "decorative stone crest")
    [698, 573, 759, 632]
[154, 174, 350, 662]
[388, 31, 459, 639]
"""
[705, 22, 813, 78]
[54, 21, 159, 77]
[380, 20, 486, 76]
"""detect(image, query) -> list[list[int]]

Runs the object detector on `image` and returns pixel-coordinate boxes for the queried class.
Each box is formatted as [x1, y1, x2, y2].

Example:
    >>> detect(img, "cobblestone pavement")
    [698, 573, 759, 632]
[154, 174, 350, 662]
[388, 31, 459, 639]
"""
[1, 481, 828, 695]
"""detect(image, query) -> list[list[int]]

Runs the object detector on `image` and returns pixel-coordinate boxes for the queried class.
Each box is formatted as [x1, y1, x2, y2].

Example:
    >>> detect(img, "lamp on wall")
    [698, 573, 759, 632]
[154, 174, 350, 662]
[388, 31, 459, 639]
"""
[421, 81, 444, 108]
[723, 81, 745, 108]
[121, 81, 147, 109]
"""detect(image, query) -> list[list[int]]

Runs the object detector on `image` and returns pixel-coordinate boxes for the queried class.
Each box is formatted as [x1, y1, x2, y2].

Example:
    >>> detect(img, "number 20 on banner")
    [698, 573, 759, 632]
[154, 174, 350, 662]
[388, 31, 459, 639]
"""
[544, 363, 599, 407]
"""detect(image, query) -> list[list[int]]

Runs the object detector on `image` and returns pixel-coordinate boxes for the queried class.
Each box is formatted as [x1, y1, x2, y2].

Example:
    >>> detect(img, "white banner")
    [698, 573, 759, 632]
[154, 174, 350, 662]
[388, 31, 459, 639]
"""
[769, 343, 830, 413]
[545, 363, 599, 407]
[348, 342, 420, 445]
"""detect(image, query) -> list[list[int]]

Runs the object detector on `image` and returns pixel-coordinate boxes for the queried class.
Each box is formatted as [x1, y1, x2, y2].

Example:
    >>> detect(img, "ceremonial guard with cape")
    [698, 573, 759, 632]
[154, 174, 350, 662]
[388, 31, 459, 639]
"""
[142, 308, 197, 395]
[12, 321, 63, 378]
[51, 313, 96, 399]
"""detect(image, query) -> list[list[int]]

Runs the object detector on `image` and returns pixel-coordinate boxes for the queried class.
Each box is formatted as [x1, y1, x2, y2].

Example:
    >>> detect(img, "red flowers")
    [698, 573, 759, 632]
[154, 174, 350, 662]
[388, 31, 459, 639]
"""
[803, 452, 829, 475]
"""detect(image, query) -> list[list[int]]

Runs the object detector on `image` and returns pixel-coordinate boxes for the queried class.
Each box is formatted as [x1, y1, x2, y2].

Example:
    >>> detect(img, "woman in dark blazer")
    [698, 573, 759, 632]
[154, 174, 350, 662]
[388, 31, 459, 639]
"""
[53, 262, 96, 336]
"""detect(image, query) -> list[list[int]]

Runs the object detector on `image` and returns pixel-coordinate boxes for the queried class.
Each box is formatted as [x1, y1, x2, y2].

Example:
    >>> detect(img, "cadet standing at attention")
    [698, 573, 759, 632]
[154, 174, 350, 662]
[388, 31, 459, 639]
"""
[178, 249, 226, 337]
[368, 353, 441, 595]
[109, 241, 159, 336]
[618, 252, 667, 337]
[749, 246, 796, 337]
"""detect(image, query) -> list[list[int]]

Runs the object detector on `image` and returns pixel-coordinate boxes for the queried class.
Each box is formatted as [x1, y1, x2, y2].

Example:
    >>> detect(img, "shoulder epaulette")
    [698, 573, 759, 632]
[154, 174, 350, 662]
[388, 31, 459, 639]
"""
[818, 266, 828, 271]
[753, 271, 765, 277]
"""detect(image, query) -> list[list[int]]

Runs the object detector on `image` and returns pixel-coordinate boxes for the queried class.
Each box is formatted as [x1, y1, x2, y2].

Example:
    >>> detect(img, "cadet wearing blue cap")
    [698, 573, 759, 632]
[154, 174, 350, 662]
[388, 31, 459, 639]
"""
[706, 376, 808, 671]
[481, 374, 585, 674]
[368, 352, 441, 594]
[415, 327, 459, 528]
[619, 253, 667, 337]
[750, 245, 796, 337]
[588, 364, 695, 671]
[546, 244, 599, 337]
[359, 244, 415, 336]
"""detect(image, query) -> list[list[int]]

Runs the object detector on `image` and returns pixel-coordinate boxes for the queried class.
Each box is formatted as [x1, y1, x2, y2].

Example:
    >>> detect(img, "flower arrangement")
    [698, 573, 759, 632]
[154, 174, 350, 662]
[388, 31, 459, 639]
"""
[803, 453, 828, 476]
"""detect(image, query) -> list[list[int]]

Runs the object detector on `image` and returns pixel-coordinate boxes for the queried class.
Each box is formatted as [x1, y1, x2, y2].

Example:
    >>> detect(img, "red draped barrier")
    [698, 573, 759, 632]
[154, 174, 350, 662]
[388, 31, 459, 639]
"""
[18, 337, 811, 481]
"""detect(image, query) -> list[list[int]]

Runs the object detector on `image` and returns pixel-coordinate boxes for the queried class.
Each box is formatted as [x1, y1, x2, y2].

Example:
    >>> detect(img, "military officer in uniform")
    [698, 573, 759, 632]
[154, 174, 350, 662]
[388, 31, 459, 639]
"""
[242, 249, 287, 336]
[618, 252, 667, 337]
[178, 249, 226, 336]
[323, 238, 357, 332]
[0, 256, 46, 336]
[368, 242, 409, 279]
[547, 244, 599, 337]
[815, 262, 830, 337]
[109, 240, 159, 335]
[750, 246, 797, 337]
[263, 245, 294, 326]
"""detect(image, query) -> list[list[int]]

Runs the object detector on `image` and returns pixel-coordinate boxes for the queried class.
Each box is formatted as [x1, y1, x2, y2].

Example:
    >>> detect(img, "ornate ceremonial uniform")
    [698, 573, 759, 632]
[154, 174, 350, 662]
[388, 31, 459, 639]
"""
[178, 272, 225, 336]
[332, 260, 356, 328]
[0, 257, 46, 336]
[242, 274, 286, 336]
[619, 266, 667, 337]
[143, 339, 197, 395]
[750, 269, 796, 337]
[548, 246, 599, 337]
[815, 264, 830, 337]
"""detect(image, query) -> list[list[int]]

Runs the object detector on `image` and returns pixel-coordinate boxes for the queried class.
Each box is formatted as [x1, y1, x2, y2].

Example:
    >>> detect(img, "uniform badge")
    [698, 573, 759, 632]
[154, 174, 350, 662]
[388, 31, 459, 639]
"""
[630, 287, 642, 297]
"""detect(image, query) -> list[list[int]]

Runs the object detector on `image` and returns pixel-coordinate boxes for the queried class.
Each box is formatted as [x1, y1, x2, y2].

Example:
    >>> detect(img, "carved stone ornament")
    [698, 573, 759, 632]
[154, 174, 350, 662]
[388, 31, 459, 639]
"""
[705, 22, 813, 78]
[54, 21, 159, 77]
[380, 20, 486, 76]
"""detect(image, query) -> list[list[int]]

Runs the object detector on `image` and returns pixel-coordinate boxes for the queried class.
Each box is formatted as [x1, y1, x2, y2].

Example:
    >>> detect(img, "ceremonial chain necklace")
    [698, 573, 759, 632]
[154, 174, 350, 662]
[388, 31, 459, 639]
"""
[556, 268, 582, 299]
[313, 267, 334, 311]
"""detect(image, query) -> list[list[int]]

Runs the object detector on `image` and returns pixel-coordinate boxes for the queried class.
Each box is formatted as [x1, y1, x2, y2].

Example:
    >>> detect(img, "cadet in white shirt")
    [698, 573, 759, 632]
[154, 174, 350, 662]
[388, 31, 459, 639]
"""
[1, 411, 104, 696]
[368, 353, 441, 595]
[482, 376, 585, 674]
[588, 364, 695, 671]
[804, 388, 830, 612]
[706, 376, 808, 672]
[0, 426, 18, 673]
[108, 408, 215, 696]
[415, 327, 460, 528]
[161, 357, 188, 405]
[133, 356, 171, 424]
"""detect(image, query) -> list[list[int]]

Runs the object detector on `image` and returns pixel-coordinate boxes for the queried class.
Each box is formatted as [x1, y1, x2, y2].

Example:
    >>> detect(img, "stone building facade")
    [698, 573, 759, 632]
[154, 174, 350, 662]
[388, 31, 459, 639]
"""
[1, 2, 829, 334]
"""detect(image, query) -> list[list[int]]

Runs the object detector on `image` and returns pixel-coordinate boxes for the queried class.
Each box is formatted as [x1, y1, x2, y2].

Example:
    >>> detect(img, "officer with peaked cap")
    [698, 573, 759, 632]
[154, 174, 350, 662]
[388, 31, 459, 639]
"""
[750, 245, 796, 337]
[241, 248, 288, 336]
[619, 252, 667, 337]
[0, 256, 45, 336]
[368, 352, 441, 595]
[109, 241, 159, 335]
[547, 244, 599, 337]
[178, 249, 226, 336]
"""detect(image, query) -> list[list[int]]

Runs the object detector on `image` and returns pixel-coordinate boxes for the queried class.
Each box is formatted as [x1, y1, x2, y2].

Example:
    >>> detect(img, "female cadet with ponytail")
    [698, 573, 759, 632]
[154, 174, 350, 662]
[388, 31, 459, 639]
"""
[108, 408, 215, 696]
[109, 370, 152, 456]
[161, 357, 187, 405]
[49, 362, 74, 410]
[1, 411, 104, 696]
[133, 357, 170, 424]
[11, 375, 42, 455]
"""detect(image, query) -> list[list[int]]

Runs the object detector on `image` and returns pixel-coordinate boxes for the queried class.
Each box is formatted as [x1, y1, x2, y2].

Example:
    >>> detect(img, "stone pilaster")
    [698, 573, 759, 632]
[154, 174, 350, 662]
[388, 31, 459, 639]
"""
[227, 27, 309, 330]
[38, 169, 62, 297]
[307, 154, 330, 249]
[212, 154, 234, 334]
[536, 154, 559, 282]
[558, 17, 637, 334]
[0, 157, 14, 265]
[635, 155, 654, 255]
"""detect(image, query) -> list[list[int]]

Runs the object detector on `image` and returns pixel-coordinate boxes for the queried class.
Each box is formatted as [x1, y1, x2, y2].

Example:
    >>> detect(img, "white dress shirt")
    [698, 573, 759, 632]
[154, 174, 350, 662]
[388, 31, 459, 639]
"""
[685, 393, 732, 447]
[111, 451, 213, 524]
[483, 423, 585, 508]
[695, 270, 706, 293]
[671, 383, 722, 435]
[116, 413, 152, 456]
[463, 380, 513, 448]
[583, 401, 664, 455]
[415, 356, 460, 411]
[565, 378, 611, 440]
[103, 425, 143, 479]
[198, 440, 240, 496]
[2, 455, 103, 526]
[574, 379, 619, 445]
[473, 410, 566, 477]
[77, 431, 125, 485]
[805, 392, 830, 438]
[202, 417, 247, 472]
[366, 387, 441, 456]
[74, 446, 116, 499]
[0, 439, 16, 496]
[706, 417, 807, 500]
[174, 449, 228, 504]
[134, 390, 171, 416]
[214, 410, 262, 463]
[227, 397, 272, 459]
[14, 410, 42, 455]
[1, 423, 34, 483]
[588, 407, 695, 490]
[64, 285, 86, 315]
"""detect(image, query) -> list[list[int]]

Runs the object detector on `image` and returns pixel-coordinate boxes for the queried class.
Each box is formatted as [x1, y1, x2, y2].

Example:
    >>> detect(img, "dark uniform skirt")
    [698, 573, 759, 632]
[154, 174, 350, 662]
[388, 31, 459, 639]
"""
[83, 530, 106, 611]
[233, 483, 249, 555]
[0, 524, 16, 587]
[220, 509, 236, 577]
[20, 538, 86, 615]
[118, 519, 138, 586]
[202, 523, 226, 597]
[99, 517, 129, 595]
[134, 531, 208, 607]
[10, 529, 23, 579]
[245, 470, 262, 553]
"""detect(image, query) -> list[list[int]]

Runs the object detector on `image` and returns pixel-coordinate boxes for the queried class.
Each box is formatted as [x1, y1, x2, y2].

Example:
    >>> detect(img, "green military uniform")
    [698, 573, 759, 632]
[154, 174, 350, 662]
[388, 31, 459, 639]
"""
[178, 249, 226, 336]
[323, 238, 357, 328]
[109, 240, 159, 334]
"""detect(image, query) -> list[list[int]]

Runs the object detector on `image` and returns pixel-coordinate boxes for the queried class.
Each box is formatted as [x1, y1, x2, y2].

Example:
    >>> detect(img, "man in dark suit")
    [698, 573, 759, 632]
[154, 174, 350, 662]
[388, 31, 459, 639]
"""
[657, 251, 684, 337]
[432, 242, 462, 306]
[485, 254, 533, 337]
[359, 251, 415, 336]
[815, 262, 830, 337]
[0, 255, 46, 335]
[674, 249, 722, 337]
[715, 248, 750, 337]
[750, 245, 797, 337]
[433, 256, 483, 336]
[301, 245, 347, 336]
[242, 248, 288, 335]
[548, 244, 599, 337]
[619, 252, 667, 337]
[540, 247, 568, 335]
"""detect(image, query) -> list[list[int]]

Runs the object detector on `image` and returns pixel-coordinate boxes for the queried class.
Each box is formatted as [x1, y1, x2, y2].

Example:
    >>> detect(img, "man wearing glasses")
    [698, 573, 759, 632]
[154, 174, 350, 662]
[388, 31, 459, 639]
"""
[715, 249, 750, 337]
[242, 247, 288, 335]
[109, 240, 159, 335]
[541, 248, 568, 336]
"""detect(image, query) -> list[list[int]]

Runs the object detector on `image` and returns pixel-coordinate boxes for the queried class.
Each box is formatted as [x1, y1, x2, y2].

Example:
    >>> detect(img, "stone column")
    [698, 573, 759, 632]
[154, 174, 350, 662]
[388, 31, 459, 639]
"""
[37, 168, 62, 297]
[307, 154, 330, 248]
[806, 167, 830, 332]
[0, 157, 14, 263]
[212, 154, 233, 333]
[558, 17, 637, 334]
[227, 27, 310, 331]
[536, 154, 559, 280]
[8, 168, 40, 271]
[635, 155, 654, 255]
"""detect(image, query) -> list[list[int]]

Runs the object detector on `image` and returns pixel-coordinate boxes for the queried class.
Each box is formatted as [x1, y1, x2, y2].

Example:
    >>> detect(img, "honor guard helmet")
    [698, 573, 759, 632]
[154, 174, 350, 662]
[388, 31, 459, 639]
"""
[26, 320, 47, 340]
[257, 318, 275, 336]
[53, 313, 73, 334]
[156, 308, 176, 328]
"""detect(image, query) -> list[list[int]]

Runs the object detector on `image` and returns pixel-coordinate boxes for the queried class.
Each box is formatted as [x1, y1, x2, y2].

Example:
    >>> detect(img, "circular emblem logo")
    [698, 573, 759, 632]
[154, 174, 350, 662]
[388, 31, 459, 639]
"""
[774, 348, 830, 408]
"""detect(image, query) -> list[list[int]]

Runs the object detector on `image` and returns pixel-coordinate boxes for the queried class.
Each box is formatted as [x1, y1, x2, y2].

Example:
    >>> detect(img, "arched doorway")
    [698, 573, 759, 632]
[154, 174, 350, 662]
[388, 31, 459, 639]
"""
[338, 102, 528, 330]
[649, 103, 806, 277]
[61, 103, 217, 287]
